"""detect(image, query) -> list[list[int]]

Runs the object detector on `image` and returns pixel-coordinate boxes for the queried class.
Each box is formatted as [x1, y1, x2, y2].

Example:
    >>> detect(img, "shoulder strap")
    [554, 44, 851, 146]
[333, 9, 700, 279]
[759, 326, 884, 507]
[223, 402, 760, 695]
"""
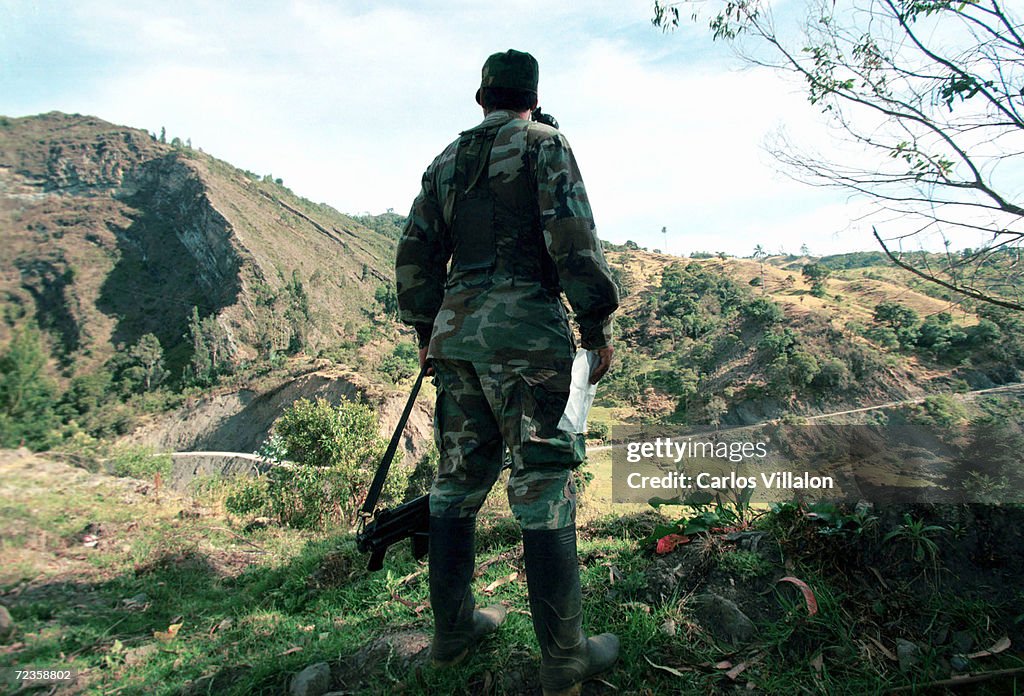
[358, 366, 427, 520]
[444, 125, 501, 228]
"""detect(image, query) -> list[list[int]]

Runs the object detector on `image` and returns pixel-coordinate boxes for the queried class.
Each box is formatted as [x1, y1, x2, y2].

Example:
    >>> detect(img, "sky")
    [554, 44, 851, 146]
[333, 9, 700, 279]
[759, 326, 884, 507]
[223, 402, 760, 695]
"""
[2, 0, 907, 257]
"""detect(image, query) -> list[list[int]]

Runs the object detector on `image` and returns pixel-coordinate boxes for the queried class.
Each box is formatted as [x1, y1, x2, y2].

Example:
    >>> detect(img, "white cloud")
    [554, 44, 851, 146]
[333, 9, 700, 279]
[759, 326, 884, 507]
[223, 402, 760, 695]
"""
[4, 0, 899, 254]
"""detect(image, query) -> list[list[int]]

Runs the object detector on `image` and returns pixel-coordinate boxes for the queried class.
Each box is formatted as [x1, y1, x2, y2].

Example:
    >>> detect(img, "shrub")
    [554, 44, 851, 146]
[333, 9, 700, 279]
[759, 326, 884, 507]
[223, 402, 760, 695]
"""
[377, 342, 419, 383]
[355, 326, 377, 346]
[788, 350, 820, 388]
[587, 421, 610, 442]
[865, 325, 899, 350]
[227, 398, 403, 529]
[741, 297, 783, 324]
[109, 445, 172, 480]
[813, 358, 852, 393]
[403, 446, 438, 502]
[915, 394, 968, 429]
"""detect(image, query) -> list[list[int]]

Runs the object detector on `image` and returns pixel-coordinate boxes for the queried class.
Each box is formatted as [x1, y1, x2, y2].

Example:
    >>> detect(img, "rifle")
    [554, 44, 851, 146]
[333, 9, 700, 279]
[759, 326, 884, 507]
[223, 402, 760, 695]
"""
[356, 367, 430, 571]
[531, 107, 559, 129]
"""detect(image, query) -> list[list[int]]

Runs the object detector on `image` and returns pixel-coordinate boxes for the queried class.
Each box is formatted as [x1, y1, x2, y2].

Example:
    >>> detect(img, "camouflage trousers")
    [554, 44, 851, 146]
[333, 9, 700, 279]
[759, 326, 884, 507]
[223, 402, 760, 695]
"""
[429, 358, 586, 530]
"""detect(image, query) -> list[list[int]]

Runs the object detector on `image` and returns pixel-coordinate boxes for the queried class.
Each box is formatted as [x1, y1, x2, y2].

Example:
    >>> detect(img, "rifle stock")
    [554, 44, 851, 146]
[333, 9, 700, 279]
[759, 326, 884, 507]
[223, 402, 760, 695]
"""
[356, 494, 430, 571]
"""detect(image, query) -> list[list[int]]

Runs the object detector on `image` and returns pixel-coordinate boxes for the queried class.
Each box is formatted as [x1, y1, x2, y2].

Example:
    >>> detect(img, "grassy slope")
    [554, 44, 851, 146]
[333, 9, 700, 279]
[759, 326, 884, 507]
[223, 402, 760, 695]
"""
[2, 448, 1022, 695]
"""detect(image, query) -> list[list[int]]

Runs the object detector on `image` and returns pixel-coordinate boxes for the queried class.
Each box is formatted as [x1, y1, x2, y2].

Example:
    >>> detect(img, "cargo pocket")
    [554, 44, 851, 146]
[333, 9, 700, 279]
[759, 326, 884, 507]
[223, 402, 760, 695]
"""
[515, 368, 585, 470]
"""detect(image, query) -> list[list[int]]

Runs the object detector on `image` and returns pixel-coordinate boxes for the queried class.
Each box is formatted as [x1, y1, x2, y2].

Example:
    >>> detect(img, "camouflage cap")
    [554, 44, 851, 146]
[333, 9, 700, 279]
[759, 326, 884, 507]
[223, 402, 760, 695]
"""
[475, 49, 539, 104]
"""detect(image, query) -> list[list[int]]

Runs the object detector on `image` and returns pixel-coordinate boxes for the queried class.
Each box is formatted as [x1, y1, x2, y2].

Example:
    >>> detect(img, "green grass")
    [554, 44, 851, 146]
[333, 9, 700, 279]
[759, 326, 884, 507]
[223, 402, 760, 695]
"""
[2, 456, 1024, 694]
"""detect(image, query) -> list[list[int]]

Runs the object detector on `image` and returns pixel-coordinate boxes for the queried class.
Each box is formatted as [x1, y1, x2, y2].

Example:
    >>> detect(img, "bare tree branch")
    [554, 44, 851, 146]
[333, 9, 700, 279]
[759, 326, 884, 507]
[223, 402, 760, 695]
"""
[658, 0, 1024, 308]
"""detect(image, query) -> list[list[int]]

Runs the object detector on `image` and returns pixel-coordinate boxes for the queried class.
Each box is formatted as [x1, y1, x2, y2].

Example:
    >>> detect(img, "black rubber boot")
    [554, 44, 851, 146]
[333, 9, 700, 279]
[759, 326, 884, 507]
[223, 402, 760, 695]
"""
[429, 516, 507, 666]
[522, 525, 620, 696]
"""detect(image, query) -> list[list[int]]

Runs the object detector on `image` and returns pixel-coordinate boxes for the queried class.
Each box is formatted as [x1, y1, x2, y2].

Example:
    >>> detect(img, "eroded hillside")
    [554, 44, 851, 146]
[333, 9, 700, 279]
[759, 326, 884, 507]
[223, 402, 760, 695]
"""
[0, 112, 396, 377]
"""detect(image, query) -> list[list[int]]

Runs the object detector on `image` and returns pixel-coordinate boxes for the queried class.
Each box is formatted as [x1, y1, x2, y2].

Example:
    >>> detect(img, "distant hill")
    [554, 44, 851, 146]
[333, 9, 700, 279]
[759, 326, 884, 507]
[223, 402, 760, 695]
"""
[0, 112, 398, 379]
[2, 112, 1021, 451]
[598, 248, 1023, 427]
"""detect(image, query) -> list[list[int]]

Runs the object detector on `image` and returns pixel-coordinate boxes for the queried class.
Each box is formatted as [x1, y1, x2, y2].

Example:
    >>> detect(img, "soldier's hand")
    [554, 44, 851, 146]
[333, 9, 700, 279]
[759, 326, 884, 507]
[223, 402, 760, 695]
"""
[419, 346, 435, 377]
[589, 346, 614, 384]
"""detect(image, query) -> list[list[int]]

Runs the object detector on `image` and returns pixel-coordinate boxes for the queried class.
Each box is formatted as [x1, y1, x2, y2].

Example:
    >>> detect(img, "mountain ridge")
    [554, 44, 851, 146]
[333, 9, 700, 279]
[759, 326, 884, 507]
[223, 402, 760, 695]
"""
[0, 111, 398, 379]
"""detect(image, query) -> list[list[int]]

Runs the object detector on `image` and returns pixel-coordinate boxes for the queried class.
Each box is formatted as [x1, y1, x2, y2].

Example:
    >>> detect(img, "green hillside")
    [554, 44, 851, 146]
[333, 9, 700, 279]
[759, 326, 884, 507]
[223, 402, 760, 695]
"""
[596, 248, 1023, 430]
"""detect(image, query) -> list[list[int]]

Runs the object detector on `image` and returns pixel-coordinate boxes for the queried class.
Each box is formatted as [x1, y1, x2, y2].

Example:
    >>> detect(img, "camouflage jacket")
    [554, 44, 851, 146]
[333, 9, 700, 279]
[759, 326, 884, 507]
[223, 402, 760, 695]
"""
[396, 110, 619, 363]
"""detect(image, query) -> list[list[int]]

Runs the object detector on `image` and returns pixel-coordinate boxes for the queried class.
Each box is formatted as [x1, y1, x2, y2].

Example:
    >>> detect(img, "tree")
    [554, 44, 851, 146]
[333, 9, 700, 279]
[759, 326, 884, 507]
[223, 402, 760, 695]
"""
[873, 300, 921, 348]
[801, 262, 832, 296]
[917, 311, 968, 360]
[124, 334, 167, 392]
[655, 0, 1024, 310]
[185, 307, 233, 386]
[0, 324, 58, 449]
[374, 284, 399, 322]
[752, 244, 767, 292]
[741, 297, 784, 324]
[284, 270, 312, 353]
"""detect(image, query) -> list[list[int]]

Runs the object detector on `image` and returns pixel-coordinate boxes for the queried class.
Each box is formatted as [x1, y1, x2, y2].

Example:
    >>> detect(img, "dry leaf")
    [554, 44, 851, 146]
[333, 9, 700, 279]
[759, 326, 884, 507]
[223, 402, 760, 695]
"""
[967, 636, 1011, 659]
[715, 660, 733, 669]
[726, 662, 749, 680]
[810, 653, 824, 674]
[656, 534, 690, 554]
[483, 572, 518, 595]
[279, 646, 303, 656]
[777, 576, 819, 616]
[866, 635, 897, 662]
[644, 655, 692, 677]
[397, 569, 425, 587]
[391, 592, 416, 609]
[154, 622, 183, 642]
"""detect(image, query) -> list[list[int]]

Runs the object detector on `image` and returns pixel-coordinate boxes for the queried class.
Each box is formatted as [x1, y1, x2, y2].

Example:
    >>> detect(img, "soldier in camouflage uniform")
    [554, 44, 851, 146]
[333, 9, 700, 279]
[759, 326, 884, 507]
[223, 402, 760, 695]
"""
[396, 49, 620, 696]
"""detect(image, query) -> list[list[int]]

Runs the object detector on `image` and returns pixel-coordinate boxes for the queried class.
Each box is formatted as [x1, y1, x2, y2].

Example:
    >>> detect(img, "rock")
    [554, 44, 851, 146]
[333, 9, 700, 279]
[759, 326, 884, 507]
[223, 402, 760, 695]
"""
[725, 530, 767, 552]
[689, 593, 755, 645]
[123, 643, 159, 666]
[0, 604, 14, 641]
[289, 662, 331, 696]
[896, 639, 921, 673]
[333, 631, 431, 692]
[950, 654, 970, 673]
